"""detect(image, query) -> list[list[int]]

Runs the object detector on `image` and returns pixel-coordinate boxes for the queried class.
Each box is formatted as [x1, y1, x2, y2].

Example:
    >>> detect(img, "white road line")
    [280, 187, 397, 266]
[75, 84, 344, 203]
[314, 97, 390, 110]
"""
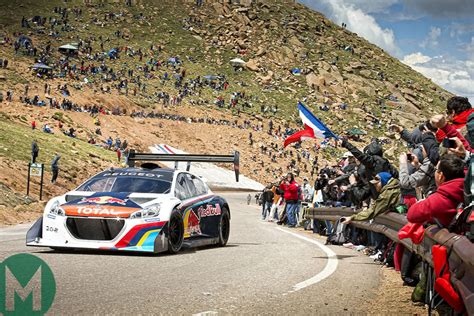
[275, 227, 339, 293]
[0, 232, 26, 236]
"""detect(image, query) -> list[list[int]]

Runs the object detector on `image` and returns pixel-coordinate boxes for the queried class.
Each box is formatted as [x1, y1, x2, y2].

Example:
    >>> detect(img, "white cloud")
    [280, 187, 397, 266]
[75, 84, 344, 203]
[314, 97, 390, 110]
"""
[420, 26, 441, 48]
[402, 52, 432, 65]
[449, 23, 474, 38]
[300, 0, 400, 56]
[403, 52, 474, 103]
[338, 0, 399, 13]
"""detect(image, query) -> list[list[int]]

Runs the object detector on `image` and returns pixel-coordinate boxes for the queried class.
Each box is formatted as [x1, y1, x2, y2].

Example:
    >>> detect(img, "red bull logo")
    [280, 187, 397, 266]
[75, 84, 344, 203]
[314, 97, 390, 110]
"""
[198, 204, 222, 217]
[78, 196, 127, 205]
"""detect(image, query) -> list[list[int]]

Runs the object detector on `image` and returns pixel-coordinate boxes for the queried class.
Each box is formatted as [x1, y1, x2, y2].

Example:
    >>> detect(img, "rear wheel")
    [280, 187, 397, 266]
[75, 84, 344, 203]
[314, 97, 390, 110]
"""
[167, 211, 184, 254]
[218, 208, 230, 247]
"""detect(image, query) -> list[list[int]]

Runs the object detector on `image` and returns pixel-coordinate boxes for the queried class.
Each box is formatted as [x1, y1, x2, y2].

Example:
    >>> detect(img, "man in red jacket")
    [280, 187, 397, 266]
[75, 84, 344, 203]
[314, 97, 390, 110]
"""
[407, 154, 465, 227]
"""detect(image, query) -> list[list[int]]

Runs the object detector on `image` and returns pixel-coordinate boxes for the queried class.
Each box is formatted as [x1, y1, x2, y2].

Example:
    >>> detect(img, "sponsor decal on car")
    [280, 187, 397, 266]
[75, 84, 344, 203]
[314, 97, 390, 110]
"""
[183, 209, 202, 237]
[144, 218, 162, 223]
[78, 196, 128, 205]
[63, 192, 142, 217]
[101, 172, 164, 178]
[62, 205, 141, 218]
[198, 204, 222, 217]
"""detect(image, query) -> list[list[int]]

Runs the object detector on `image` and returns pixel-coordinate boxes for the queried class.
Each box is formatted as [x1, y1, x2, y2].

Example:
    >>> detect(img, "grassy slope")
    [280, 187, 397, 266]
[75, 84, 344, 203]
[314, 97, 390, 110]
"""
[0, 112, 116, 176]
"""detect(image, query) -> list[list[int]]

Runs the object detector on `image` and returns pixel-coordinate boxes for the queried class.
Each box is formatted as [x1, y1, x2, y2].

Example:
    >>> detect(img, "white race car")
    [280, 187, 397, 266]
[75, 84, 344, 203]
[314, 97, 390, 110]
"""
[26, 151, 239, 254]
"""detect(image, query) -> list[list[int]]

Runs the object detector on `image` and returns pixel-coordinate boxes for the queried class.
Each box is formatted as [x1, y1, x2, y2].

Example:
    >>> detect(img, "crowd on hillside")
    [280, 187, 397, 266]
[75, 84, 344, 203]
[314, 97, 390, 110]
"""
[0, 4, 348, 186]
[0, 7, 277, 116]
[257, 96, 474, 312]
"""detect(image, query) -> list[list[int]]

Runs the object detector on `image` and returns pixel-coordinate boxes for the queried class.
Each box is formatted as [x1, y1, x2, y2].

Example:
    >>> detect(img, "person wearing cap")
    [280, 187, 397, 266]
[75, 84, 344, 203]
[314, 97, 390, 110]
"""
[341, 172, 400, 224]
[329, 152, 358, 185]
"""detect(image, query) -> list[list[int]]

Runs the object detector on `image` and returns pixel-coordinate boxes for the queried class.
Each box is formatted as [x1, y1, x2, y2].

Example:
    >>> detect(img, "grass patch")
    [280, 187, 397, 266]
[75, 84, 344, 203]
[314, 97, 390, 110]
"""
[0, 117, 116, 171]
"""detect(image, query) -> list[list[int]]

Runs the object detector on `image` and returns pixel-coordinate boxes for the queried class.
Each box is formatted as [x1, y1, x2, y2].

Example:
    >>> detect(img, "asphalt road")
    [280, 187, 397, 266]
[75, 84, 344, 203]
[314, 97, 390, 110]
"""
[0, 192, 381, 315]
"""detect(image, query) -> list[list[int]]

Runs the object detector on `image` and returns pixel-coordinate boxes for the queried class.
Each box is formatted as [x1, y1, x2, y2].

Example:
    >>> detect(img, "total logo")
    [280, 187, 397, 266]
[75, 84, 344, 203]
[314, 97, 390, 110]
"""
[198, 204, 222, 217]
[78, 196, 128, 205]
[76, 206, 123, 216]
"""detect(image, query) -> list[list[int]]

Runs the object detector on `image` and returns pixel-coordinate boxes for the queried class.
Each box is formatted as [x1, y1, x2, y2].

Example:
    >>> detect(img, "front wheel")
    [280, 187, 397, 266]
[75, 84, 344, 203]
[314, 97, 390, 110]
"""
[218, 208, 230, 247]
[167, 211, 184, 254]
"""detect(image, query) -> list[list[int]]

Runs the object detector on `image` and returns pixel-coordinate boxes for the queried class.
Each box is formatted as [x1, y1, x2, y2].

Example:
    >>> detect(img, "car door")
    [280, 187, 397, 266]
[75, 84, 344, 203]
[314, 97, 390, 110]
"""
[183, 174, 220, 238]
[175, 173, 206, 238]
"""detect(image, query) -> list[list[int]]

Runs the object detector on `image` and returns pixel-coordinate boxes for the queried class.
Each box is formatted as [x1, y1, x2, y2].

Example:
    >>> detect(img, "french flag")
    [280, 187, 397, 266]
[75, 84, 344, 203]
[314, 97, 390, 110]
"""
[284, 102, 338, 148]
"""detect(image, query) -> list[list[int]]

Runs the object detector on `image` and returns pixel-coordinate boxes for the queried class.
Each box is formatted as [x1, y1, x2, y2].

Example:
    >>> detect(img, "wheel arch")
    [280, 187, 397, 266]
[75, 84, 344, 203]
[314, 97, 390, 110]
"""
[222, 202, 231, 219]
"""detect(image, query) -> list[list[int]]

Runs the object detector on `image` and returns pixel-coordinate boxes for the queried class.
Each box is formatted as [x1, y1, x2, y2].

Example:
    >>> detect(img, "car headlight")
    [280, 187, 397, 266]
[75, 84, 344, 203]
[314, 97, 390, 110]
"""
[49, 201, 65, 216]
[130, 203, 161, 219]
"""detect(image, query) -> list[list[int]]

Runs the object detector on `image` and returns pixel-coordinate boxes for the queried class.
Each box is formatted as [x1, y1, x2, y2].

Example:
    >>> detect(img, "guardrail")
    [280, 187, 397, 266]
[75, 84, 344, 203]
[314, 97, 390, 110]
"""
[305, 207, 474, 314]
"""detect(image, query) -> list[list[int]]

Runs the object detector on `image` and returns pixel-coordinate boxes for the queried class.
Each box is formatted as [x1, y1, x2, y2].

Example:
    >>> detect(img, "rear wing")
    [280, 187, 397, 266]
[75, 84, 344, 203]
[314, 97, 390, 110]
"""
[127, 150, 240, 182]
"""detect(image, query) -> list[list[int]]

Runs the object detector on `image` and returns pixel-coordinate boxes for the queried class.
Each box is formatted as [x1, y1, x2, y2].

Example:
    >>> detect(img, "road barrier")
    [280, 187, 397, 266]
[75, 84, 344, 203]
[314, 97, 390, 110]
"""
[305, 207, 474, 314]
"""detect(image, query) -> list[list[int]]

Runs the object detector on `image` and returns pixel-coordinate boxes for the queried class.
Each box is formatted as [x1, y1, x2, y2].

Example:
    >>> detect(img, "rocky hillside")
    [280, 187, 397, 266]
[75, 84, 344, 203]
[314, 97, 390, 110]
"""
[188, 0, 451, 126]
[0, 0, 453, 223]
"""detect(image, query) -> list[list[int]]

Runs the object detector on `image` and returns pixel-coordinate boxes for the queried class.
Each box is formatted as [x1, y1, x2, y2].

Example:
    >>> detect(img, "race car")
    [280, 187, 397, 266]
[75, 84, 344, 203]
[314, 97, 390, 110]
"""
[26, 151, 240, 254]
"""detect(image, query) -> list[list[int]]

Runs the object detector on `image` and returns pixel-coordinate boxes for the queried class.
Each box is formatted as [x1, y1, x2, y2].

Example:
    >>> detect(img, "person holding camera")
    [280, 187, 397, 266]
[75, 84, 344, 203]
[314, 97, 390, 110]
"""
[340, 172, 400, 224]
[278, 173, 299, 228]
[399, 140, 439, 199]
[339, 138, 398, 200]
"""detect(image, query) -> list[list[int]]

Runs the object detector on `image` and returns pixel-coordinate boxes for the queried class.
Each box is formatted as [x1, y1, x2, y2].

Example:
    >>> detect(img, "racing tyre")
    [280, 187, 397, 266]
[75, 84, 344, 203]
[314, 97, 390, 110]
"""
[218, 207, 230, 247]
[167, 211, 184, 254]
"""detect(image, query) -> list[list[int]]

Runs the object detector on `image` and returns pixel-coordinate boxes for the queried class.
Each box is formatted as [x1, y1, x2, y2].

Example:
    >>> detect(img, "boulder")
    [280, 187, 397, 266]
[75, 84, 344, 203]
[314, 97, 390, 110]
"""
[349, 61, 364, 70]
[258, 71, 274, 84]
[288, 36, 304, 48]
[245, 59, 259, 71]
[256, 46, 266, 56]
[212, 2, 230, 15]
[360, 69, 372, 78]
[237, 39, 247, 49]
[306, 73, 324, 88]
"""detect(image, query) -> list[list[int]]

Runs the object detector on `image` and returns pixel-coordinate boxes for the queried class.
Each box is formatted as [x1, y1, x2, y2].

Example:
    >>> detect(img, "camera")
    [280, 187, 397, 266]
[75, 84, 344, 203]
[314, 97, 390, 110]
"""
[407, 153, 413, 162]
[442, 138, 456, 149]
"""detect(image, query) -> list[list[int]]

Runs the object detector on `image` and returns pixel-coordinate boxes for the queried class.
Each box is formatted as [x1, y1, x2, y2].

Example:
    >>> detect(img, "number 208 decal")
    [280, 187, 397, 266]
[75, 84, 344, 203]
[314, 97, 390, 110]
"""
[46, 226, 59, 233]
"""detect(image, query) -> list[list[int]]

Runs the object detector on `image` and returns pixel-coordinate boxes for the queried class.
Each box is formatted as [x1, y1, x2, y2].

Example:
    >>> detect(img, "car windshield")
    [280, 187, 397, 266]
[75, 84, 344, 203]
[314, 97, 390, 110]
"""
[77, 176, 172, 194]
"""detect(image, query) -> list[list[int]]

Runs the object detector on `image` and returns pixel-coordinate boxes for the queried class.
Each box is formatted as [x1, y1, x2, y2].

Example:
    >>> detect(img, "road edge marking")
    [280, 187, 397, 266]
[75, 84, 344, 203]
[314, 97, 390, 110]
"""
[275, 227, 339, 293]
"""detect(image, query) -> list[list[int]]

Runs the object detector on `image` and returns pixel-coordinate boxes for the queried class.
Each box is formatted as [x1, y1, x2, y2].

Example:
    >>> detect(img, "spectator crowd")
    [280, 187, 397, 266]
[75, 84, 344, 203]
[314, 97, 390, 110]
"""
[255, 96, 474, 313]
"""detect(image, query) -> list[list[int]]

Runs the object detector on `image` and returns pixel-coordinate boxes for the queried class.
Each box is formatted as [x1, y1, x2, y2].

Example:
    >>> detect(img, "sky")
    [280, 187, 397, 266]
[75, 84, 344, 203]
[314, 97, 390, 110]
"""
[298, 0, 474, 104]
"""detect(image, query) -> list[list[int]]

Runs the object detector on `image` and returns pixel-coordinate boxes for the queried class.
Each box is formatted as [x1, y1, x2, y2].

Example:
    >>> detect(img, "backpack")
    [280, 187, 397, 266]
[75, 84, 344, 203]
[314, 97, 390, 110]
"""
[449, 155, 474, 241]
[449, 204, 474, 242]
[326, 219, 350, 245]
